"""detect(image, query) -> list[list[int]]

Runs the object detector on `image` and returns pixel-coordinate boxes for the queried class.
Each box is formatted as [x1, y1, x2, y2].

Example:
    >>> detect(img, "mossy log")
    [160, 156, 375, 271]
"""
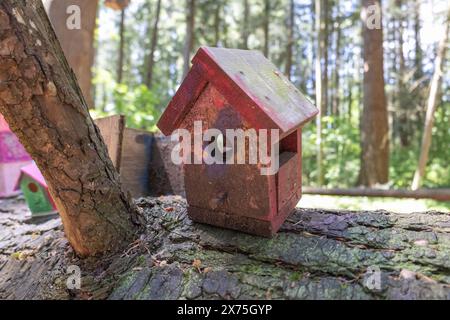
[1, 196, 449, 300]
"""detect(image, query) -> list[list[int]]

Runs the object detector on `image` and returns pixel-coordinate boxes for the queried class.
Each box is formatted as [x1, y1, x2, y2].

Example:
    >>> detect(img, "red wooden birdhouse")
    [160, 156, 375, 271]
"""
[158, 47, 318, 236]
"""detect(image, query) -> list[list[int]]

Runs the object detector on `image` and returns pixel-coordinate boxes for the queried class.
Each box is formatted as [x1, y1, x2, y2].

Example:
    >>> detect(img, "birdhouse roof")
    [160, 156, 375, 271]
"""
[158, 47, 318, 137]
[18, 163, 48, 189]
[0, 114, 10, 132]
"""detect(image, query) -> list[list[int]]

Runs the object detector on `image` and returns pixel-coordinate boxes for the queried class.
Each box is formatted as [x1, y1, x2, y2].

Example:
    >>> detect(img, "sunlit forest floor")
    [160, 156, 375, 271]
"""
[299, 195, 450, 213]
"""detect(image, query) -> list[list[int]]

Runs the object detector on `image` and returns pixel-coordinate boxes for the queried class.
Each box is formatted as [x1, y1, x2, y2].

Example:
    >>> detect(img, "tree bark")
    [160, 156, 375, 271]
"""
[412, 8, 449, 190]
[182, 0, 196, 79]
[284, 0, 295, 80]
[145, 0, 162, 88]
[1, 196, 450, 300]
[117, 7, 126, 84]
[359, 0, 390, 187]
[0, 0, 141, 257]
[42, 0, 98, 109]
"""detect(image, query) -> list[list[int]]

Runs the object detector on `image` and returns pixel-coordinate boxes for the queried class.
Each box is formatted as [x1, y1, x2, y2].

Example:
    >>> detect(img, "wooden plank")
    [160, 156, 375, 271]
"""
[148, 134, 185, 197]
[302, 187, 450, 202]
[94, 115, 125, 170]
[120, 128, 153, 198]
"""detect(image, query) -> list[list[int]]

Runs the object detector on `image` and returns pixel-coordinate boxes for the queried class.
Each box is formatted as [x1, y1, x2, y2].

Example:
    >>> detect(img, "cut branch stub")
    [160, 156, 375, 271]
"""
[104, 0, 130, 11]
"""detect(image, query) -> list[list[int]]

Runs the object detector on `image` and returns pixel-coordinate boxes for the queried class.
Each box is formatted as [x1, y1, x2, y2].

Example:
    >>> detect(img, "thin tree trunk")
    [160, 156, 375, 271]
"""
[0, 0, 141, 257]
[413, 0, 423, 80]
[413, 0, 424, 126]
[315, 0, 325, 185]
[213, 1, 221, 46]
[117, 7, 126, 83]
[145, 0, 162, 88]
[322, 0, 329, 115]
[395, 0, 410, 147]
[332, 4, 341, 115]
[42, 0, 98, 109]
[182, 0, 196, 79]
[263, 0, 270, 57]
[241, 0, 250, 49]
[359, 0, 390, 187]
[412, 8, 449, 190]
[285, 0, 295, 80]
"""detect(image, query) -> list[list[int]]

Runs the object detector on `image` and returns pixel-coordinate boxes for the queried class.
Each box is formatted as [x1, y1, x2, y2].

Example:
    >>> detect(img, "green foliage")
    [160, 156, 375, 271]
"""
[303, 115, 361, 187]
[113, 84, 160, 130]
[92, 68, 159, 131]
[91, 0, 450, 191]
[390, 102, 450, 188]
[303, 101, 450, 189]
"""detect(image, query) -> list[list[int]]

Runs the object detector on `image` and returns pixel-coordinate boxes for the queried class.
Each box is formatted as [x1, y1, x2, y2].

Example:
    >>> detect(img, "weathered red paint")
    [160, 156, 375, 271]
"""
[157, 47, 318, 237]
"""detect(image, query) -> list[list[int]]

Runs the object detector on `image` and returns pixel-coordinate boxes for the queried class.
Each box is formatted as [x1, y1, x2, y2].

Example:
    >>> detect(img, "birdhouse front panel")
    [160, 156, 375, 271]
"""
[157, 47, 318, 237]
[179, 84, 275, 221]
[17, 163, 57, 217]
[20, 175, 55, 216]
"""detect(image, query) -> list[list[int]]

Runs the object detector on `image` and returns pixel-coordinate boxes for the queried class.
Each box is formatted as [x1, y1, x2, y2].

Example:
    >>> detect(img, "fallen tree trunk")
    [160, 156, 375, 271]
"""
[1, 196, 449, 300]
[303, 187, 450, 202]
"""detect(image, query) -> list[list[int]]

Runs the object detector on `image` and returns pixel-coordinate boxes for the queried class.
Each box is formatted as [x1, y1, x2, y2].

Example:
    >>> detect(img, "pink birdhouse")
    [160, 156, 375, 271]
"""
[0, 114, 32, 198]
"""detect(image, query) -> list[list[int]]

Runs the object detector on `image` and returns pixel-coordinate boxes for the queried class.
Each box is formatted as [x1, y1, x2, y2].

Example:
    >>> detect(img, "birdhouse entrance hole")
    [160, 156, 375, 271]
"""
[28, 182, 38, 193]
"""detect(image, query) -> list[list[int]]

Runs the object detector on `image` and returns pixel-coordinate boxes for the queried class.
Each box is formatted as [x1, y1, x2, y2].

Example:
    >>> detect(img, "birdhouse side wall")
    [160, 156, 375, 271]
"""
[276, 129, 302, 211]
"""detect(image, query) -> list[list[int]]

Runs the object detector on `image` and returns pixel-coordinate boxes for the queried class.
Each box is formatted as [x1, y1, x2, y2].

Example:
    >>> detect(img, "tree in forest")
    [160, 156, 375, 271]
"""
[0, 0, 142, 257]
[412, 7, 449, 190]
[392, 0, 412, 147]
[331, 0, 342, 115]
[241, 0, 250, 49]
[358, 0, 389, 187]
[315, 0, 328, 185]
[42, 0, 98, 109]
[213, 0, 222, 46]
[117, 6, 126, 83]
[285, 0, 295, 80]
[413, 0, 423, 81]
[263, 0, 270, 57]
[183, 0, 196, 79]
[145, 0, 162, 88]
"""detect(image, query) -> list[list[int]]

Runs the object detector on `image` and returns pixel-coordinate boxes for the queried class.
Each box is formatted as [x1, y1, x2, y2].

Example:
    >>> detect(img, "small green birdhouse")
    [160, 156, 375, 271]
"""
[16, 163, 57, 217]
